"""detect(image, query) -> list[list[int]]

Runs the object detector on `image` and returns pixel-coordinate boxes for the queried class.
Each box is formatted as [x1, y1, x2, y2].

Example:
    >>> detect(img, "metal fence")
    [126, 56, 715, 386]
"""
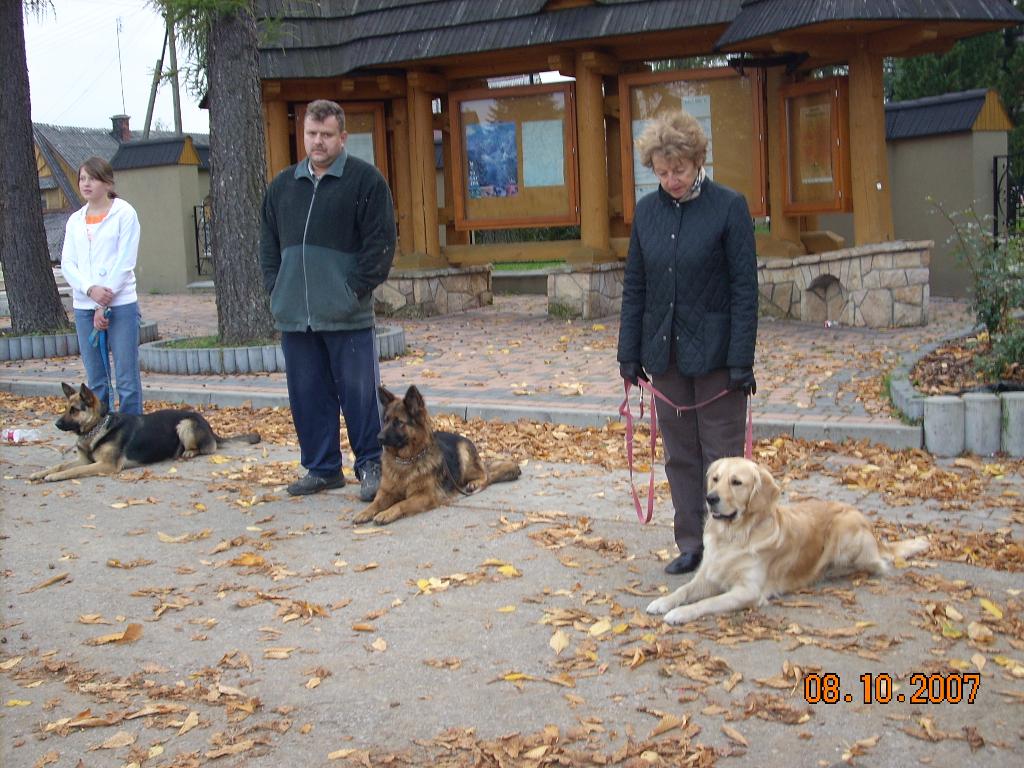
[993, 153, 1024, 238]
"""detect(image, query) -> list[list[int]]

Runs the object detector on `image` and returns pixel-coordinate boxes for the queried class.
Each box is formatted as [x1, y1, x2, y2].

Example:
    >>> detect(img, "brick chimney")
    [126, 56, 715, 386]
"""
[110, 114, 131, 143]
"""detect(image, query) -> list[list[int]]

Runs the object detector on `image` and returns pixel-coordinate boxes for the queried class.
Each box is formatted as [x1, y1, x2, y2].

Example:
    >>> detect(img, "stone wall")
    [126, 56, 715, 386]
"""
[374, 266, 492, 318]
[758, 240, 931, 328]
[547, 262, 624, 319]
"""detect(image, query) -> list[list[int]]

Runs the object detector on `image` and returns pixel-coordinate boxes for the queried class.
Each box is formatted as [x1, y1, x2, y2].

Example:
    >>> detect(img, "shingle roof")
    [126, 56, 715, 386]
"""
[716, 0, 1024, 48]
[885, 87, 991, 140]
[257, 0, 741, 79]
[110, 136, 207, 171]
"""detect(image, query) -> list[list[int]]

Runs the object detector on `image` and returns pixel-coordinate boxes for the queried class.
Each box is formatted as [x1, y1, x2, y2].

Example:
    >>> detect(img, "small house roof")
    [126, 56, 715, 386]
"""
[716, 0, 1024, 50]
[885, 87, 1013, 140]
[257, 0, 741, 79]
[110, 136, 206, 171]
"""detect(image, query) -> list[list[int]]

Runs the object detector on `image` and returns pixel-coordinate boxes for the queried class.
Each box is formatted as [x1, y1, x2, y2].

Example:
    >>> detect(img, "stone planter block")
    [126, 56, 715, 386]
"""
[209, 349, 223, 375]
[276, 346, 287, 372]
[923, 396, 964, 457]
[247, 347, 264, 372]
[55, 334, 68, 357]
[234, 349, 250, 374]
[0, 337, 9, 362]
[43, 335, 57, 357]
[67, 335, 79, 355]
[186, 350, 200, 375]
[963, 392, 1001, 456]
[1001, 392, 1024, 457]
[31, 336, 45, 358]
[261, 346, 277, 372]
[222, 348, 237, 375]
[196, 349, 212, 375]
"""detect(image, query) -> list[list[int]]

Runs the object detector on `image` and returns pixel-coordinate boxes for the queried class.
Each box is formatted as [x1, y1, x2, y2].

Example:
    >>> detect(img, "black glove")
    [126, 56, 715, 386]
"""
[729, 366, 757, 396]
[619, 361, 649, 386]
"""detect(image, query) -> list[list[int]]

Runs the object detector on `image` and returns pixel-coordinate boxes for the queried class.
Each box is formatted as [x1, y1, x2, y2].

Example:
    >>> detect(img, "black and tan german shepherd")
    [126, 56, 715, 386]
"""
[352, 385, 521, 525]
[29, 382, 261, 482]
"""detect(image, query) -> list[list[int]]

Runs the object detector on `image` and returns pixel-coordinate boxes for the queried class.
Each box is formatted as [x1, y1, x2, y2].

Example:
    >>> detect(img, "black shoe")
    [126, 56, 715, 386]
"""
[287, 471, 345, 496]
[358, 461, 381, 502]
[665, 551, 703, 575]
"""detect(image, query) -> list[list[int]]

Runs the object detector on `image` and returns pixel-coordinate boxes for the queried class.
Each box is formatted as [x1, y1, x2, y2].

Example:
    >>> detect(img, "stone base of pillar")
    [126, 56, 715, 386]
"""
[375, 266, 492, 318]
[547, 262, 624, 320]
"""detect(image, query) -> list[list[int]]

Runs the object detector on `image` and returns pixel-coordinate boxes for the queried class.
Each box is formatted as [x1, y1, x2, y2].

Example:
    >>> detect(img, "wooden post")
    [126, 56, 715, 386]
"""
[574, 51, 611, 263]
[848, 48, 894, 245]
[406, 79, 444, 266]
[441, 110, 468, 246]
[263, 100, 291, 179]
[764, 68, 803, 257]
[390, 98, 416, 265]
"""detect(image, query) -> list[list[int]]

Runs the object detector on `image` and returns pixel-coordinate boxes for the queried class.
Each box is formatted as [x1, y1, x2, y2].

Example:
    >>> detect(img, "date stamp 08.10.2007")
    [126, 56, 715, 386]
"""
[803, 672, 980, 705]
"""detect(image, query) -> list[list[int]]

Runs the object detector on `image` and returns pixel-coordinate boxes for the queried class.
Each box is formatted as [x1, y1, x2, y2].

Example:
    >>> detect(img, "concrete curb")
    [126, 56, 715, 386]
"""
[138, 325, 406, 374]
[0, 321, 158, 362]
[0, 374, 924, 450]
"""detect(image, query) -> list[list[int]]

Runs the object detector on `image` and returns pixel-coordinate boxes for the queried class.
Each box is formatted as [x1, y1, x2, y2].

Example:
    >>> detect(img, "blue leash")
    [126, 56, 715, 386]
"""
[88, 307, 115, 412]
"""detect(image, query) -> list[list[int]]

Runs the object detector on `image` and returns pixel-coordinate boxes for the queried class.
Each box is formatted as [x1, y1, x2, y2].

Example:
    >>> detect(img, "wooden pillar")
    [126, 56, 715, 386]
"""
[263, 100, 291, 179]
[389, 98, 416, 265]
[406, 78, 444, 267]
[764, 68, 803, 257]
[574, 51, 611, 263]
[848, 48, 894, 245]
[441, 111, 469, 246]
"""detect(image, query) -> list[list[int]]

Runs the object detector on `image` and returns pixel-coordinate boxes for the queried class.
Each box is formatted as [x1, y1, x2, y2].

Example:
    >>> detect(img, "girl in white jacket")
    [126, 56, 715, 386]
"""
[61, 156, 143, 414]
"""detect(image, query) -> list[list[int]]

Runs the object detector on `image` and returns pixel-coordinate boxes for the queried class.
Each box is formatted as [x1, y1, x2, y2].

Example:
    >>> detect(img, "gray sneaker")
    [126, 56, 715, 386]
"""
[287, 471, 345, 496]
[358, 461, 381, 502]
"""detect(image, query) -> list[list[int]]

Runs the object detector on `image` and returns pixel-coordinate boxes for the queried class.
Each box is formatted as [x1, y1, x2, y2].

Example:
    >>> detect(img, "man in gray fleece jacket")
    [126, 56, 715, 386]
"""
[260, 99, 396, 501]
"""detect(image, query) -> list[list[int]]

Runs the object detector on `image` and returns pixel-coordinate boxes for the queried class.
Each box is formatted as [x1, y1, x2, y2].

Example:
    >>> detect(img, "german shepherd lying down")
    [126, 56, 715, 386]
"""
[29, 382, 261, 482]
[353, 385, 521, 525]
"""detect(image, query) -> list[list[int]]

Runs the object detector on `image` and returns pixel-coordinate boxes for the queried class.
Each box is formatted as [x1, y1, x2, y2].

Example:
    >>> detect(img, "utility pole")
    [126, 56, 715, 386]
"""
[167, 15, 183, 134]
[143, 29, 168, 139]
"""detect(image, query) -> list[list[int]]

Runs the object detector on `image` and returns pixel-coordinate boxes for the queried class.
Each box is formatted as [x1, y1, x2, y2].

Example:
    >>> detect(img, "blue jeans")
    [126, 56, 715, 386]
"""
[281, 326, 382, 477]
[74, 303, 143, 415]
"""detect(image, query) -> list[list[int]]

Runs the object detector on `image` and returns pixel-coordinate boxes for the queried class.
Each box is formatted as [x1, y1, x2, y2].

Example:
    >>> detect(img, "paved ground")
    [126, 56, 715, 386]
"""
[0, 293, 977, 447]
[4, 294, 1022, 767]
[1, 436, 1022, 767]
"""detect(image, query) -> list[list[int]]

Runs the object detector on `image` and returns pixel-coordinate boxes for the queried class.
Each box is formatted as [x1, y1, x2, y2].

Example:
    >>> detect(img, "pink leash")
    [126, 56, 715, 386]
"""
[618, 379, 754, 524]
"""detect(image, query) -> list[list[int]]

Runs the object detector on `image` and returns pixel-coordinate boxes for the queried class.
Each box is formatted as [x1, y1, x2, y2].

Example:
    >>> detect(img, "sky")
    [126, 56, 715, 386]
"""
[24, 0, 210, 134]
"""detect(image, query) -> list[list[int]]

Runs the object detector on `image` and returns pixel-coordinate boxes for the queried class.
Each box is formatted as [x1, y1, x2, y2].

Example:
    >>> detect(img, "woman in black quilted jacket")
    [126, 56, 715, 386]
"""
[617, 110, 758, 576]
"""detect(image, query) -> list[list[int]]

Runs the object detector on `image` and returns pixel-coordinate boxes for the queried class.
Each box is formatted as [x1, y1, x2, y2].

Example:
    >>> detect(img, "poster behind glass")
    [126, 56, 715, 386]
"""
[622, 69, 765, 221]
[454, 85, 577, 228]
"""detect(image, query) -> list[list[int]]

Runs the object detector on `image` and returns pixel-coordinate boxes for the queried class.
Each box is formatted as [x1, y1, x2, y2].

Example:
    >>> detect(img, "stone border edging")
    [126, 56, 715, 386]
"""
[888, 319, 1023, 456]
[138, 325, 406, 375]
[0, 321, 159, 362]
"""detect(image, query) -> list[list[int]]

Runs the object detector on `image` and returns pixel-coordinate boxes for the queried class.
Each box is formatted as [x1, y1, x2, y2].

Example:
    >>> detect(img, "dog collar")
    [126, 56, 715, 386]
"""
[391, 446, 429, 465]
[83, 414, 113, 443]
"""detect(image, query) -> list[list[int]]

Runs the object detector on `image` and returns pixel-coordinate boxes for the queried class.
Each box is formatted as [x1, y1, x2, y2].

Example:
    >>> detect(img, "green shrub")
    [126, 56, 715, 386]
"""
[976, 320, 1024, 381]
[933, 202, 1024, 336]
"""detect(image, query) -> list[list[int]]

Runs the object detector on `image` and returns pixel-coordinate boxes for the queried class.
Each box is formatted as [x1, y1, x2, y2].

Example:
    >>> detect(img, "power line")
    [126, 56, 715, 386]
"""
[116, 16, 127, 114]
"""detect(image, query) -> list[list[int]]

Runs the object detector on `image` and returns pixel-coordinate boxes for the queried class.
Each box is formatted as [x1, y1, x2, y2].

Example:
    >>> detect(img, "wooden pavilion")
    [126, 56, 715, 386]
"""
[255, 0, 1022, 322]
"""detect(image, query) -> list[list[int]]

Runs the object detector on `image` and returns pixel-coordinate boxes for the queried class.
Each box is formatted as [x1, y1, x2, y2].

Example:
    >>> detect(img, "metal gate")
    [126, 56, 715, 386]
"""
[993, 153, 1024, 238]
[193, 201, 213, 276]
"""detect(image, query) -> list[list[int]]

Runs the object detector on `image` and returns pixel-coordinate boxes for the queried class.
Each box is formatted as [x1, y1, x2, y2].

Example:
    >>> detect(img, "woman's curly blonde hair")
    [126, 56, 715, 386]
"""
[635, 111, 707, 169]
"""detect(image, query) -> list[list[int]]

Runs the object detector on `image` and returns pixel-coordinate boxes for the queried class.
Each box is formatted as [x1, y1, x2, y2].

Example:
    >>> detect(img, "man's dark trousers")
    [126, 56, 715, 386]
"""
[281, 327, 382, 479]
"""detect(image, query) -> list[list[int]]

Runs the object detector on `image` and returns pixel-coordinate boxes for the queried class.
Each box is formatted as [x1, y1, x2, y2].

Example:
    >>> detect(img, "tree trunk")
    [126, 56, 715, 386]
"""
[0, 1, 71, 335]
[207, 4, 275, 345]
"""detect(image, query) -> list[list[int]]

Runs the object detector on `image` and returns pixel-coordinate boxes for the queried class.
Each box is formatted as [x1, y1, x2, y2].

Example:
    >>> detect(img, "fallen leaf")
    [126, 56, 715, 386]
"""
[178, 711, 199, 736]
[205, 739, 254, 758]
[85, 623, 142, 646]
[979, 598, 1003, 620]
[721, 724, 748, 747]
[0, 656, 23, 671]
[6, 699, 31, 707]
[99, 731, 135, 749]
[21, 572, 70, 593]
[549, 629, 570, 655]
[650, 714, 685, 738]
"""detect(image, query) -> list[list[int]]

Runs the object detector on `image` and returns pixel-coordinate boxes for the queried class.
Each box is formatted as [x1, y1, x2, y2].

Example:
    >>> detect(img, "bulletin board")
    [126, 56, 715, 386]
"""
[294, 102, 389, 182]
[779, 77, 851, 214]
[619, 67, 767, 222]
[449, 82, 579, 230]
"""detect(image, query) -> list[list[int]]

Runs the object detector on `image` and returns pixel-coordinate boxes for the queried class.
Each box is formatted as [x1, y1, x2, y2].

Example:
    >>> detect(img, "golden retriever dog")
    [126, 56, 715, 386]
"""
[646, 457, 928, 625]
